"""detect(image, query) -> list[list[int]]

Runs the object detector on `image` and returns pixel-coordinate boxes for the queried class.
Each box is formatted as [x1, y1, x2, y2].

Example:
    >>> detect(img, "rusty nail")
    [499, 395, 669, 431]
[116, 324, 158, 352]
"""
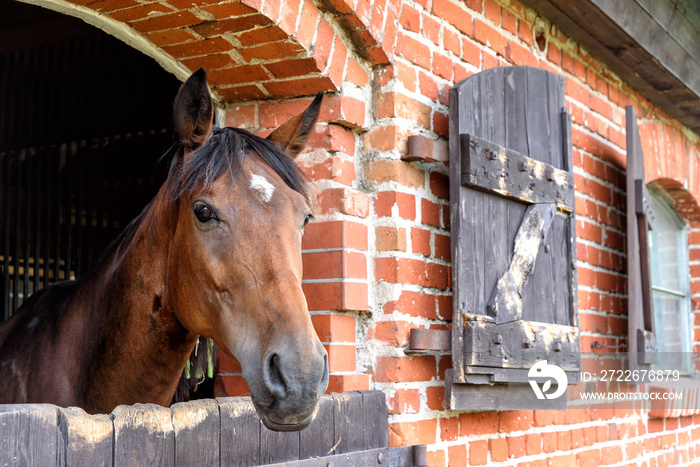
[486, 150, 497, 160]
[522, 338, 531, 348]
[518, 161, 528, 172]
[493, 334, 503, 345]
[544, 245, 550, 253]
[377, 452, 385, 464]
[546, 170, 554, 181]
[553, 341, 562, 352]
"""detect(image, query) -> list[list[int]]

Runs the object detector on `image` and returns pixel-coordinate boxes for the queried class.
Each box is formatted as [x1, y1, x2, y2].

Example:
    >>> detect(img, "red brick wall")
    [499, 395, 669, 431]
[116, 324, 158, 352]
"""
[50, 0, 700, 463]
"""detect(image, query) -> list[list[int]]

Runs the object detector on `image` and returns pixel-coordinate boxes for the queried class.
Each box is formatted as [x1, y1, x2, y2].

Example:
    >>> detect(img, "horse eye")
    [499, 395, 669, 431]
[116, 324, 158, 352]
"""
[303, 213, 314, 228]
[194, 203, 218, 223]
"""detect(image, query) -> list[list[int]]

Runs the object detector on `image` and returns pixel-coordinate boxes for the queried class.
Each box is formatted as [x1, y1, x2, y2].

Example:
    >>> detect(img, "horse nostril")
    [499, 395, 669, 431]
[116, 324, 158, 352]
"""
[263, 353, 287, 399]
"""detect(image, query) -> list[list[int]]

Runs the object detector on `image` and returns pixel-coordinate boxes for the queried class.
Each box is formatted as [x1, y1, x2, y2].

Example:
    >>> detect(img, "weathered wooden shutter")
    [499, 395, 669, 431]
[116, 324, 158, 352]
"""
[446, 66, 579, 410]
[625, 105, 657, 370]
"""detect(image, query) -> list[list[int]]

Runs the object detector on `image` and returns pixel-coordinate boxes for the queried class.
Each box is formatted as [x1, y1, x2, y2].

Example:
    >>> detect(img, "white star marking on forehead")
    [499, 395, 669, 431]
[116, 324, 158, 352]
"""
[249, 173, 275, 203]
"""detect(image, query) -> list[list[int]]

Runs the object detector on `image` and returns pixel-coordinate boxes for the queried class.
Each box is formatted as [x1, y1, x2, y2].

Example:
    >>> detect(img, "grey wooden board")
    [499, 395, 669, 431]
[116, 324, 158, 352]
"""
[219, 397, 262, 467]
[626, 105, 657, 373]
[449, 66, 579, 390]
[59, 407, 112, 467]
[361, 391, 389, 450]
[299, 395, 336, 459]
[171, 399, 220, 467]
[0, 404, 60, 466]
[520, 0, 700, 134]
[332, 392, 366, 455]
[112, 403, 175, 466]
[460, 134, 575, 210]
[445, 370, 568, 410]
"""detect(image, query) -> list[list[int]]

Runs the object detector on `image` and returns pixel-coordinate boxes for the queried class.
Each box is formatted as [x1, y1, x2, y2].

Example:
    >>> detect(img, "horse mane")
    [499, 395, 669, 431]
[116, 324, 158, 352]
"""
[165, 126, 309, 203]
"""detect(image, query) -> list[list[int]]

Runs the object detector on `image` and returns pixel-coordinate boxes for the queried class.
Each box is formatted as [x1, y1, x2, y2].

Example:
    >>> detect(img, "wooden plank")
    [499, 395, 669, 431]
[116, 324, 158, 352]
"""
[0, 404, 61, 466]
[299, 395, 336, 459]
[461, 134, 575, 210]
[503, 66, 529, 156]
[551, 215, 570, 325]
[361, 391, 389, 450]
[464, 320, 579, 370]
[445, 370, 568, 410]
[332, 392, 365, 454]
[260, 423, 300, 465]
[218, 397, 261, 466]
[487, 203, 557, 324]
[172, 399, 220, 467]
[112, 403, 175, 466]
[58, 407, 112, 467]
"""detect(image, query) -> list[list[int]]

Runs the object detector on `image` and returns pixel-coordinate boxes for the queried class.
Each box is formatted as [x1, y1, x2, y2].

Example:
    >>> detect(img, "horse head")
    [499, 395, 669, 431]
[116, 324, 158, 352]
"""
[165, 69, 328, 431]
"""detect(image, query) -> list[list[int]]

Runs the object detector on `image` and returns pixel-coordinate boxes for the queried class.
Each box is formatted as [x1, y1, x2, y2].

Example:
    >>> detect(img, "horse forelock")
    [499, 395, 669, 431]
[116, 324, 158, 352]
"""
[165, 127, 308, 204]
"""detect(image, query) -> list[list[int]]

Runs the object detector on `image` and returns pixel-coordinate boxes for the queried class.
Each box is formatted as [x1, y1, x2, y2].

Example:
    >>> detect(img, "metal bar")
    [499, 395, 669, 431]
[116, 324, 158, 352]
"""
[407, 329, 451, 354]
[13, 150, 21, 312]
[3, 150, 11, 319]
[651, 285, 687, 298]
[22, 148, 31, 305]
[54, 145, 62, 282]
[34, 145, 42, 293]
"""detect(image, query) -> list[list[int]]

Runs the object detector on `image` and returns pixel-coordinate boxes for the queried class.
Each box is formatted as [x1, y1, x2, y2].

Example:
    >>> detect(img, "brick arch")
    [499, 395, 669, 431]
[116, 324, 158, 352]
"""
[21, 0, 383, 102]
[649, 179, 700, 223]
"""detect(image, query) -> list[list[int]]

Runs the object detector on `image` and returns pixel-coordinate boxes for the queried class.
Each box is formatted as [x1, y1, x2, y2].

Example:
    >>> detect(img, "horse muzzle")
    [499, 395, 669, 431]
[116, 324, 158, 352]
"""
[246, 342, 329, 431]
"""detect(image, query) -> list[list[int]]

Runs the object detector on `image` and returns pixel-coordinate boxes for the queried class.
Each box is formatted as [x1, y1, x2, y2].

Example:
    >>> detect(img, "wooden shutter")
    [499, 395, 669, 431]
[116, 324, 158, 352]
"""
[446, 66, 579, 410]
[626, 105, 657, 370]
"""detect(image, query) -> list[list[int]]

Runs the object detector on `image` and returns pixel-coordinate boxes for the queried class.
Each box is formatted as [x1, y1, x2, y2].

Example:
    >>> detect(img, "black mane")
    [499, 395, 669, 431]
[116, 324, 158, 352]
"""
[166, 126, 308, 202]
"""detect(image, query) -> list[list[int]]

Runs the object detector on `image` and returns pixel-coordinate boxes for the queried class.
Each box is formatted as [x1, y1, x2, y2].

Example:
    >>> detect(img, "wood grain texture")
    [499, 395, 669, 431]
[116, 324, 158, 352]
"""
[59, 406, 112, 467]
[172, 399, 220, 466]
[0, 404, 60, 466]
[112, 403, 175, 466]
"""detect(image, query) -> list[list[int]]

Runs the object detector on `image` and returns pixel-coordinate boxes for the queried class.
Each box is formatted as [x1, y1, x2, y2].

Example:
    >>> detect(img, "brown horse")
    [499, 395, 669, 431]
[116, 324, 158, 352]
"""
[0, 69, 328, 431]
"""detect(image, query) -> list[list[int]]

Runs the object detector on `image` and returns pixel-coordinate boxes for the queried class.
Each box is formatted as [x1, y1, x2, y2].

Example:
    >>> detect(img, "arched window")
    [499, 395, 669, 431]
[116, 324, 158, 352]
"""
[648, 188, 693, 374]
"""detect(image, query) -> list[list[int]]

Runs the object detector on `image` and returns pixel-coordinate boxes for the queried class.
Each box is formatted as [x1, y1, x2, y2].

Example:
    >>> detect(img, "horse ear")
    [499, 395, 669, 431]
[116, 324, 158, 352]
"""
[173, 68, 214, 151]
[267, 92, 322, 159]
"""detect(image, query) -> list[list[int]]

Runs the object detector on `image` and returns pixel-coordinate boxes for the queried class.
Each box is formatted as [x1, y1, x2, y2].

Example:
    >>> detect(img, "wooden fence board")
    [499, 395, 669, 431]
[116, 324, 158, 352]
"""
[172, 399, 220, 467]
[112, 403, 175, 466]
[58, 406, 112, 467]
[299, 395, 336, 459]
[0, 404, 60, 466]
[219, 397, 261, 467]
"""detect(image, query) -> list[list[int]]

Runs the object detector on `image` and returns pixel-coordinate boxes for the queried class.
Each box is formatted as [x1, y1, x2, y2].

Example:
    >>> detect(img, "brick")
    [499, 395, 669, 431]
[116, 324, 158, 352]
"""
[374, 92, 432, 129]
[428, 449, 446, 467]
[399, 3, 420, 32]
[375, 191, 416, 220]
[429, 172, 449, 199]
[364, 126, 409, 153]
[387, 388, 420, 414]
[474, 19, 507, 56]
[109, 2, 173, 22]
[439, 417, 459, 441]
[507, 435, 526, 459]
[302, 281, 368, 311]
[324, 343, 355, 372]
[218, 352, 242, 373]
[422, 13, 442, 46]
[131, 11, 202, 33]
[374, 257, 448, 288]
[469, 440, 488, 465]
[376, 226, 408, 252]
[411, 227, 431, 256]
[369, 320, 413, 346]
[542, 432, 557, 453]
[499, 410, 533, 432]
[525, 433, 541, 456]
[239, 40, 306, 62]
[182, 54, 238, 72]
[577, 449, 602, 467]
[295, 0, 319, 49]
[427, 386, 445, 410]
[162, 36, 232, 59]
[215, 374, 250, 397]
[200, 1, 257, 18]
[365, 160, 425, 188]
[316, 187, 370, 217]
[375, 356, 437, 382]
[444, 27, 461, 56]
[506, 40, 538, 67]
[311, 314, 355, 343]
[265, 76, 337, 98]
[264, 57, 319, 79]
[382, 290, 439, 319]
[320, 96, 366, 128]
[208, 64, 270, 85]
[433, 111, 449, 138]
[345, 57, 369, 87]
[419, 71, 439, 102]
[459, 411, 498, 436]
[303, 250, 367, 279]
[432, 0, 472, 36]
[145, 28, 199, 47]
[447, 444, 466, 467]
[326, 373, 370, 393]
[302, 220, 368, 250]
[396, 33, 431, 70]
[435, 234, 451, 260]
[300, 155, 356, 185]
[422, 198, 448, 228]
[433, 53, 454, 81]
[217, 84, 266, 101]
[490, 438, 508, 462]
[312, 19, 335, 72]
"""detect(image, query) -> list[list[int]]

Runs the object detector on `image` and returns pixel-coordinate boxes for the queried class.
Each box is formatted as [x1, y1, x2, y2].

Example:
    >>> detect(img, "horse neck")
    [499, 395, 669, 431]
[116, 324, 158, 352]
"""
[81, 186, 198, 409]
